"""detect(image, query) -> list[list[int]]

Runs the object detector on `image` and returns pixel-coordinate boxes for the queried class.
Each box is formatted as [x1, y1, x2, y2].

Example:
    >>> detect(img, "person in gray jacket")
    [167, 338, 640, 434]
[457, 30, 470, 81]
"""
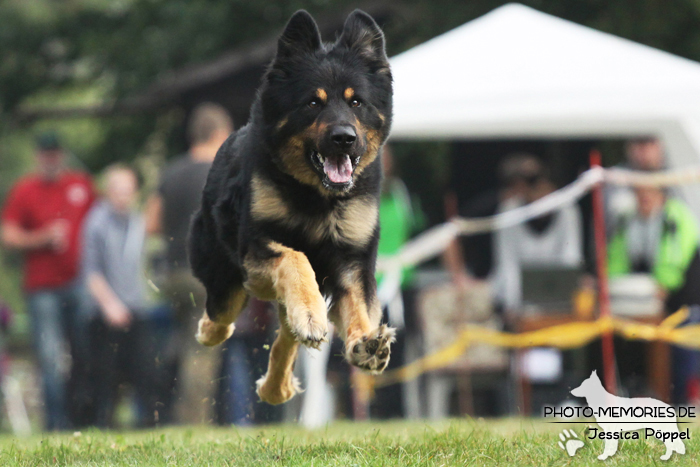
[82, 165, 159, 427]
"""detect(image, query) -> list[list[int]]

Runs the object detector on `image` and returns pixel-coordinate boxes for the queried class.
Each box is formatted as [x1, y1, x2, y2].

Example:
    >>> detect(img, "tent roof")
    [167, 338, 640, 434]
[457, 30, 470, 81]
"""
[389, 3, 700, 140]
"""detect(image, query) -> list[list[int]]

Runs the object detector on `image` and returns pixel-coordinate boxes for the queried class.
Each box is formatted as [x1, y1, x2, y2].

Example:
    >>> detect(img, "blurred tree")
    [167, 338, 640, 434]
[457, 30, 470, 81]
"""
[5, 0, 700, 172]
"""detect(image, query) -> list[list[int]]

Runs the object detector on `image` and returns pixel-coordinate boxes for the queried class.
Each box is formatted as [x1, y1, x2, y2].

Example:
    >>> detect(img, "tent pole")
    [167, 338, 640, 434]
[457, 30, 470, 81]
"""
[590, 149, 618, 395]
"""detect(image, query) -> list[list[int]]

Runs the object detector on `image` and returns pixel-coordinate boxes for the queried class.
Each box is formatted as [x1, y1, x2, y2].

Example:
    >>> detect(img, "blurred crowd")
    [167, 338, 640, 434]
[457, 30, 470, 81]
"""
[1, 103, 700, 431]
[443, 137, 700, 412]
[0, 103, 284, 431]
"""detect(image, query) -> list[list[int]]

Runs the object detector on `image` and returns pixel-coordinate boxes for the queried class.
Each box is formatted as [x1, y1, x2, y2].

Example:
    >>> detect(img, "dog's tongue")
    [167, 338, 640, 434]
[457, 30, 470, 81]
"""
[323, 154, 353, 184]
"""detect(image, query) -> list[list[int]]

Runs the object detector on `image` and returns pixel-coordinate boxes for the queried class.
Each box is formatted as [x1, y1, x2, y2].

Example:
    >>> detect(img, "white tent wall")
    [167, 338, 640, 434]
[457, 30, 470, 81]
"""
[388, 3, 700, 217]
[664, 119, 700, 216]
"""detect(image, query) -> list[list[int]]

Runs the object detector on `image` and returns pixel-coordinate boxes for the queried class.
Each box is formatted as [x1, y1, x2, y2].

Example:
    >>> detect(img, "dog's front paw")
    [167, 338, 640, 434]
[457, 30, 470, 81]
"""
[195, 312, 235, 346]
[256, 372, 303, 405]
[285, 293, 329, 349]
[346, 324, 396, 374]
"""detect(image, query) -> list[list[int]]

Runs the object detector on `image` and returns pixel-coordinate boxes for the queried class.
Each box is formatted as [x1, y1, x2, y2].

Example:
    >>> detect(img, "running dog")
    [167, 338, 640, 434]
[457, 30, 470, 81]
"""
[188, 9, 394, 405]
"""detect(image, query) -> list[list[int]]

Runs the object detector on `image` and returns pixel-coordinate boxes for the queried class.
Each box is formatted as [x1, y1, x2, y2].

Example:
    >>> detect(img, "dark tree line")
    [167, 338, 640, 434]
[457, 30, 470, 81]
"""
[3, 0, 700, 171]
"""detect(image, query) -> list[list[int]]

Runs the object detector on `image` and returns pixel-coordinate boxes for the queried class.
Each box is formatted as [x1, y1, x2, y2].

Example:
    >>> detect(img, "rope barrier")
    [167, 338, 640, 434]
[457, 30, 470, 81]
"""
[377, 166, 700, 278]
[376, 166, 700, 301]
[374, 308, 699, 387]
[371, 165, 700, 387]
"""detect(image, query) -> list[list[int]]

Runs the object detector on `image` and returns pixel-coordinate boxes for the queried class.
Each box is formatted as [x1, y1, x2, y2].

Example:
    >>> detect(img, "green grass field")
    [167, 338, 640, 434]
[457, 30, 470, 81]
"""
[0, 419, 698, 466]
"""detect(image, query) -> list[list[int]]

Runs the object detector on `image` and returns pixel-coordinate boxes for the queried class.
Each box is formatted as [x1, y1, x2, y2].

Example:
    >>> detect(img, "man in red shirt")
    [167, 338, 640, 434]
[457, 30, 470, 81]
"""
[1, 133, 95, 430]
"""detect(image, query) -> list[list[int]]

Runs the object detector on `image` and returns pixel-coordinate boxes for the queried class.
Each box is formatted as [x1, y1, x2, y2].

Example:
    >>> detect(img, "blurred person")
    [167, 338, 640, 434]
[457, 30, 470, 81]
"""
[438, 154, 546, 418]
[490, 156, 583, 414]
[606, 137, 666, 233]
[145, 102, 233, 424]
[82, 165, 160, 427]
[492, 155, 583, 312]
[443, 153, 541, 291]
[608, 182, 700, 403]
[0, 133, 96, 430]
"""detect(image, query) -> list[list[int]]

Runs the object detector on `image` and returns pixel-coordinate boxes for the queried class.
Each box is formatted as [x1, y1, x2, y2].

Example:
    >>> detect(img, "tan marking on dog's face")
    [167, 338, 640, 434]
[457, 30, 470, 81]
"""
[344, 87, 355, 101]
[316, 88, 327, 103]
[276, 117, 289, 131]
[377, 112, 386, 123]
[308, 120, 328, 142]
[276, 112, 384, 196]
[278, 121, 346, 195]
[353, 123, 383, 177]
[278, 134, 325, 191]
[250, 174, 290, 221]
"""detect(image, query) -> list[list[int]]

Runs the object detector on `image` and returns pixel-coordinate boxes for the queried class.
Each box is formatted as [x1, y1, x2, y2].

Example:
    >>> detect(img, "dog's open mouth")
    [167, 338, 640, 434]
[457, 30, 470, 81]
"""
[311, 151, 359, 188]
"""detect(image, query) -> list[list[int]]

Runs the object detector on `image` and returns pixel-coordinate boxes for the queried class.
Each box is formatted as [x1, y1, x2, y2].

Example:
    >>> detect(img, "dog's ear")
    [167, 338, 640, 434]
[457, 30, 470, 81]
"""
[276, 10, 322, 59]
[338, 10, 389, 73]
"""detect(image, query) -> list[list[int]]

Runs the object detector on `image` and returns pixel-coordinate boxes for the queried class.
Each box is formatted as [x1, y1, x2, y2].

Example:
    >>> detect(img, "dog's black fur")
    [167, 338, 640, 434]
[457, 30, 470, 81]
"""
[188, 9, 393, 400]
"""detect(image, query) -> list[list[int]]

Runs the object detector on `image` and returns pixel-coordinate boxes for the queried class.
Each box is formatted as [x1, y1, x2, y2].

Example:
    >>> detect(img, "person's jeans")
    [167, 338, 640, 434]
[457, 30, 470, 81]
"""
[218, 334, 281, 425]
[221, 338, 254, 426]
[27, 283, 86, 431]
[89, 316, 160, 428]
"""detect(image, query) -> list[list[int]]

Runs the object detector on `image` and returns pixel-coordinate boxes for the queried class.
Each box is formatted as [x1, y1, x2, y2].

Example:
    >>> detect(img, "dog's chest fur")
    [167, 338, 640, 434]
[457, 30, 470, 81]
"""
[250, 174, 378, 248]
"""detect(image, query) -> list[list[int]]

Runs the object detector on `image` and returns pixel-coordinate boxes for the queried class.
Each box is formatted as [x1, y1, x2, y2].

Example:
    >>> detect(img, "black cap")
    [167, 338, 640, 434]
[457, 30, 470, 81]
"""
[36, 132, 61, 151]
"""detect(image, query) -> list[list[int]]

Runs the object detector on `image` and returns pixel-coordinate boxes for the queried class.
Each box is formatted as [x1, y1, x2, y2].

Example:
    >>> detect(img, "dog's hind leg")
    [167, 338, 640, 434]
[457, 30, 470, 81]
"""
[331, 267, 395, 374]
[244, 241, 328, 348]
[190, 210, 249, 346]
[196, 286, 248, 346]
[256, 305, 303, 404]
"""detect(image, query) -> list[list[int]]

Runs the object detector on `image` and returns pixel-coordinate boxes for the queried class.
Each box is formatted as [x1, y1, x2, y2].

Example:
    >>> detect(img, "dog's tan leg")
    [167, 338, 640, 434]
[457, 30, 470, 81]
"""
[196, 287, 248, 346]
[256, 305, 302, 404]
[332, 268, 395, 374]
[244, 241, 328, 348]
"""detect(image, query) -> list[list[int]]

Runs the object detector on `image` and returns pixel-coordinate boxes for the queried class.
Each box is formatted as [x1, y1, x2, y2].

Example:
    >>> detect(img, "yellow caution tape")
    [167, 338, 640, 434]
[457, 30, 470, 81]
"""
[373, 308, 699, 387]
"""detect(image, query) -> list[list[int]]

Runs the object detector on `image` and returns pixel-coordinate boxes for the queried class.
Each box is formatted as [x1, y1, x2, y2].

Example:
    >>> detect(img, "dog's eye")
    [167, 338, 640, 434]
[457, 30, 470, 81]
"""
[350, 99, 362, 108]
[308, 100, 320, 109]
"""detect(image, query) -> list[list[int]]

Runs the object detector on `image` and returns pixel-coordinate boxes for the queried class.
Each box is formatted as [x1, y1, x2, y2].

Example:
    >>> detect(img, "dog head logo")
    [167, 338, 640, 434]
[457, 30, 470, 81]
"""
[261, 10, 393, 195]
[570, 369, 602, 399]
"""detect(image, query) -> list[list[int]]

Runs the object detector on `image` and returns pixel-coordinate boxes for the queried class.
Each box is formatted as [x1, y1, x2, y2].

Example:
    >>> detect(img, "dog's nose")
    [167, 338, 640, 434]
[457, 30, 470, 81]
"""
[330, 125, 356, 149]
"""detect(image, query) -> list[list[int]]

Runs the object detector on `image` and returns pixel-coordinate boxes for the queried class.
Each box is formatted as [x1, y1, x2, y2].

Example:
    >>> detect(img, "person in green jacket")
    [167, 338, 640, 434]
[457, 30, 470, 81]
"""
[376, 147, 425, 291]
[608, 184, 700, 404]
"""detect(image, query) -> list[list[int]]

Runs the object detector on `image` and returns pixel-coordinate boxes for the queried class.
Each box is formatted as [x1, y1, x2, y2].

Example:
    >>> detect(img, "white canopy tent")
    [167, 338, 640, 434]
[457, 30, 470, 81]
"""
[389, 3, 700, 213]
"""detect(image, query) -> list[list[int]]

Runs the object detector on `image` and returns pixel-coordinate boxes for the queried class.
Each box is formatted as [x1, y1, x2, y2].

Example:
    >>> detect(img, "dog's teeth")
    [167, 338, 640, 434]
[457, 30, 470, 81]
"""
[318, 154, 325, 163]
